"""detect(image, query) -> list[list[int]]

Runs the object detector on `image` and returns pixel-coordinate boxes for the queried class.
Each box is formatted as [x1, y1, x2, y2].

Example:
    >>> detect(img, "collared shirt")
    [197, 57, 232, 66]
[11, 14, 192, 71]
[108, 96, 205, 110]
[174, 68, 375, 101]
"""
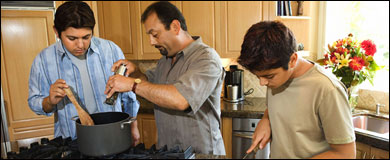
[145, 36, 226, 155]
[28, 37, 139, 140]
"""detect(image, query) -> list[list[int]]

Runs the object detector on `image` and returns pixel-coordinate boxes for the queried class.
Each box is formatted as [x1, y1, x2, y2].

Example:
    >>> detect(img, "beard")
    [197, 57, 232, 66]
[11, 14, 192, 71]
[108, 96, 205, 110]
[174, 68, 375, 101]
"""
[155, 45, 168, 56]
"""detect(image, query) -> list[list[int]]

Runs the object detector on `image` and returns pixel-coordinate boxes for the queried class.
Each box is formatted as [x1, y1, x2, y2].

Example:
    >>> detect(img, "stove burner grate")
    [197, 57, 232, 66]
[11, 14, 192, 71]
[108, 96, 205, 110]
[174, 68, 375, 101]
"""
[7, 136, 195, 159]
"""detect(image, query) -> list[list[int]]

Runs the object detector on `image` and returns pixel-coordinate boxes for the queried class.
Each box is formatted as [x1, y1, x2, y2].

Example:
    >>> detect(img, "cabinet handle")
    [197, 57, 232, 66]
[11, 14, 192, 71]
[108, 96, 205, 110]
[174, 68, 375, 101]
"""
[233, 133, 252, 139]
[363, 152, 366, 159]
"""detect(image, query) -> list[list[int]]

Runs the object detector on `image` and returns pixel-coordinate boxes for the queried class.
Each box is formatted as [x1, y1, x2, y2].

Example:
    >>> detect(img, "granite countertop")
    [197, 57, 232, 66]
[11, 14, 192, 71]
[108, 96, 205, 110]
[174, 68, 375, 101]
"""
[137, 97, 389, 151]
[137, 96, 267, 118]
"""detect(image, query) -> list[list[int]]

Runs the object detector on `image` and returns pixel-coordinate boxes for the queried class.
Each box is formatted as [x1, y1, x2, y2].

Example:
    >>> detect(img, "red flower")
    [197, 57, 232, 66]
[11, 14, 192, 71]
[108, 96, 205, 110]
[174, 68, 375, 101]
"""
[349, 56, 365, 71]
[361, 40, 376, 56]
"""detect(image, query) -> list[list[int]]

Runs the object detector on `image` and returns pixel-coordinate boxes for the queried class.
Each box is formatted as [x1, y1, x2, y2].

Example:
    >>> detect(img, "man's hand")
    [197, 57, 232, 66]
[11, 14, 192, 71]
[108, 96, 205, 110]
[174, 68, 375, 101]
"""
[104, 75, 134, 98]
[48, 79, 69, 105]
[246, 118, 271, 153]
[42, 79, 69, 113]
[111, 59, 137, 77]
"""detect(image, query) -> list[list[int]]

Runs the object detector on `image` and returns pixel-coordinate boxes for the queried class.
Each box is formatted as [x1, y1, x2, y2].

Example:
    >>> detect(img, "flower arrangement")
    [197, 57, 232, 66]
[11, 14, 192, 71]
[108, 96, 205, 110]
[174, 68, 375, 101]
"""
[321, 34, 382, 90]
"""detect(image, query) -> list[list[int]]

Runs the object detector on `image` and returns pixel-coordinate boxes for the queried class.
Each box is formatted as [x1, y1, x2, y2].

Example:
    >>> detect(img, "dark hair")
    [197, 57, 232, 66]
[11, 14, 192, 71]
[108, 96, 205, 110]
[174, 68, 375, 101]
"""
[54, 1, 95, 38]
[238, 21, 297, 72]
[141, 1, 187, 31]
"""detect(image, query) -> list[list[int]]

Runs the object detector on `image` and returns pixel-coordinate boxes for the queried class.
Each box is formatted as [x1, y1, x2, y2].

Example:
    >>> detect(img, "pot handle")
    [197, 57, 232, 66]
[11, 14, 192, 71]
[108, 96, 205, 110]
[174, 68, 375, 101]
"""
[120, 118, 137, 129]
[71, 116, 79, 121]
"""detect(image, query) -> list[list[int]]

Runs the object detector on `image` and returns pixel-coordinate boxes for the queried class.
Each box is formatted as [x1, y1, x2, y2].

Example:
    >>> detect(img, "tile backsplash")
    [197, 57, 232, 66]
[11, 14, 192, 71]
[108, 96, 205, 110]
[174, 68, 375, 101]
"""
[356, 89, 389, 113]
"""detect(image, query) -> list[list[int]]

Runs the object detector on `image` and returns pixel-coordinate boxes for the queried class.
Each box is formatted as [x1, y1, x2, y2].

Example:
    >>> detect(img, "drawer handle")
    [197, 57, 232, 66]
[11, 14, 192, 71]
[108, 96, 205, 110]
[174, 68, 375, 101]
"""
[233, 133, 252, 139]
[362, 152, 366, 159]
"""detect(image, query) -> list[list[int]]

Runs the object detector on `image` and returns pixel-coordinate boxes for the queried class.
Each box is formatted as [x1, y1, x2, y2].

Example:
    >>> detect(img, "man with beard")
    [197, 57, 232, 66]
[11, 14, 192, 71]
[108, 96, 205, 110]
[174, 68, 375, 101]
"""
[104, 1, 226, 155]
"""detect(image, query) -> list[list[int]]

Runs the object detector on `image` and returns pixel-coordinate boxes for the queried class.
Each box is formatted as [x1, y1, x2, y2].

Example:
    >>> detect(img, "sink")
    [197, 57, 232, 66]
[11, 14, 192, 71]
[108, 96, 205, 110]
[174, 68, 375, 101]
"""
[352, 114, 389, 134]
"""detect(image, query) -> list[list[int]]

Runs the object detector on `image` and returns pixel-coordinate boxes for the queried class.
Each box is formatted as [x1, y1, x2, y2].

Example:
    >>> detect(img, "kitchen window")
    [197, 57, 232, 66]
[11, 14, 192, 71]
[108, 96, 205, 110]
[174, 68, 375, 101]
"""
[318, 1, 389, 92]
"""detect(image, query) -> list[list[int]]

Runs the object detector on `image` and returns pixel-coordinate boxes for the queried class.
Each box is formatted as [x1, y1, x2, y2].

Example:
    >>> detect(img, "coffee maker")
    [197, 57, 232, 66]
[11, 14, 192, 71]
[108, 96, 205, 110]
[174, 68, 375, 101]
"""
[223, 65, 244, 102]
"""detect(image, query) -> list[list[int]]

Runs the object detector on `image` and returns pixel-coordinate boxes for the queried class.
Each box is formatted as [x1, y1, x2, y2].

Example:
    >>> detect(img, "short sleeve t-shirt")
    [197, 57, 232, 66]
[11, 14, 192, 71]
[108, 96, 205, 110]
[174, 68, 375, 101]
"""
[267, 62, 356, 158]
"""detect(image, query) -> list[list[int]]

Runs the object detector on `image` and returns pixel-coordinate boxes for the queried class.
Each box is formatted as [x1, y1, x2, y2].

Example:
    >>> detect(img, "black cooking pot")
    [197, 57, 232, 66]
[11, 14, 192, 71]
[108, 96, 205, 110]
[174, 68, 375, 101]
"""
[73, 112, 135, 157]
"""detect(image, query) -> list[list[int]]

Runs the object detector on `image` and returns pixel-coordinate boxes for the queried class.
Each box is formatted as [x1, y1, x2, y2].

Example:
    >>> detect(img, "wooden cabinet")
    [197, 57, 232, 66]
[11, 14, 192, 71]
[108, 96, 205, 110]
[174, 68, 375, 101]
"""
[356, 141, 389, 159]
[97, 1, 138, 59]
[356, 141, 371, 159]
[221, 117, 232, 158]
[136, 113, 158, 149]
[97, 1, 165, 60]
[96, 1, 264, 59]
[216, 1, 263, 58]
[1, 10, 56, 141]
[370, 146, 389, 159]
[176, 1, 216, 50]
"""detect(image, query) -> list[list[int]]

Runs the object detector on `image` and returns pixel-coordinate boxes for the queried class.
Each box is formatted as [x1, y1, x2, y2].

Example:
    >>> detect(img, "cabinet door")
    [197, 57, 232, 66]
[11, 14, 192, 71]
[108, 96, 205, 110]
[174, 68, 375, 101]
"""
[136, 113, 158, 149]
[370, 147, 389, 159]
[356, 141, 371, 159]
[178, 1, 216, 49]
[1, 10, 56, 141]
[222, 117, 233, 158]
[97, 1, 137, 59]
[133, 1, 162, 60]
[216, 1, 262, 58]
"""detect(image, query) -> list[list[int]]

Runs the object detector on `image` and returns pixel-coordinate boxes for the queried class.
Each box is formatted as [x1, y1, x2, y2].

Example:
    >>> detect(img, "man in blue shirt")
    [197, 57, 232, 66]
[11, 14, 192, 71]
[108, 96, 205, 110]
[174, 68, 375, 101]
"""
[28, 1, 140, 145]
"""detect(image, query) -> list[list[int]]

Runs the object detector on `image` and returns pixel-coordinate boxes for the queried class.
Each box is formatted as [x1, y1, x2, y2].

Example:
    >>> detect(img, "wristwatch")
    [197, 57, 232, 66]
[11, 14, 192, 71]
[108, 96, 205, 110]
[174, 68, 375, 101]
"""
[132, 78, 141, 93]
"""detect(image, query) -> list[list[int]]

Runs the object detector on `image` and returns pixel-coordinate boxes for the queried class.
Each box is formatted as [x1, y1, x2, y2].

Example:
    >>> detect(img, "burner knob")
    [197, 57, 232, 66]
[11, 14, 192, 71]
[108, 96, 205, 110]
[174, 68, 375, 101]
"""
[19, 146, 28, 153]
[41, 138, 49, 145]
[64, 137, 72, 145]
[30, 142, 39, 149]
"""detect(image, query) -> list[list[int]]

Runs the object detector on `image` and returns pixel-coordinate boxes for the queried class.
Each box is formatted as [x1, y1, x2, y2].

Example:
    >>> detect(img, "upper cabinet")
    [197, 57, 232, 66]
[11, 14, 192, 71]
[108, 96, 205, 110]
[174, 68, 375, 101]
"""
[97, 1, 170, 60]
[177, 1, 216, 49]
[216, 1, 263, 58]
[96, 1, 264, 60]
[97, 1, 138, 59]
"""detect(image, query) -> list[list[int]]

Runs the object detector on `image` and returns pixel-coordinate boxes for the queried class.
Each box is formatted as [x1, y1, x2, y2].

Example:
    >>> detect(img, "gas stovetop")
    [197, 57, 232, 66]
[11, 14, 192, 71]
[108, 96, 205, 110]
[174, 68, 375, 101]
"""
[7, 136, 195, 159]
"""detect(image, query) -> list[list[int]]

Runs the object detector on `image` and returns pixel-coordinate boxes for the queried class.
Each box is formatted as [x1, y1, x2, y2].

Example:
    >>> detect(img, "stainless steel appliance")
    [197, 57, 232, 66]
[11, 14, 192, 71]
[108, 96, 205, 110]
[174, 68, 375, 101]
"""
[232, 118, 270, 159]
[224, 65, 244, 102]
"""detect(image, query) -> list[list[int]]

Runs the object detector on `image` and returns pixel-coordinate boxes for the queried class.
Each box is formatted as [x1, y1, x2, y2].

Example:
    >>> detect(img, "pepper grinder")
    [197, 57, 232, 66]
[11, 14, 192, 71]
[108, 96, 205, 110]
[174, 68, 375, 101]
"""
[104, 64, 127, 105]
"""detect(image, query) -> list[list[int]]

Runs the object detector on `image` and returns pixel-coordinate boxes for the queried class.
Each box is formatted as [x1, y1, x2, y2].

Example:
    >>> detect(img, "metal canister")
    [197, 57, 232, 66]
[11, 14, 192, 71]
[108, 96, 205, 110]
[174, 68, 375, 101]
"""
[104, 65, 127, 105]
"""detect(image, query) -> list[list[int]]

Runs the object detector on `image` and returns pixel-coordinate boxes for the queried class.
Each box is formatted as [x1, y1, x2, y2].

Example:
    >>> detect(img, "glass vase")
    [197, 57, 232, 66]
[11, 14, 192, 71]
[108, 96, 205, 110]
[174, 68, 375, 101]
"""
[347, 86, 358, 111]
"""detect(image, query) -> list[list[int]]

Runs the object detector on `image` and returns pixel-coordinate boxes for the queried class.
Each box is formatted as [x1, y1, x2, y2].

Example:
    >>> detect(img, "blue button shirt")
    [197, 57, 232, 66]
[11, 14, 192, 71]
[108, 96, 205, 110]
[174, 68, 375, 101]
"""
[28, 37, 139, 139]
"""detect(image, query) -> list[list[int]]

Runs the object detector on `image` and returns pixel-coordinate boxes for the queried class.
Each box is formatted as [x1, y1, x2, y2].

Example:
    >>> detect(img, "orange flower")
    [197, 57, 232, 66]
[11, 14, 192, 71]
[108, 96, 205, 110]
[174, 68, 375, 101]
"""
[349, 57, 365, 71]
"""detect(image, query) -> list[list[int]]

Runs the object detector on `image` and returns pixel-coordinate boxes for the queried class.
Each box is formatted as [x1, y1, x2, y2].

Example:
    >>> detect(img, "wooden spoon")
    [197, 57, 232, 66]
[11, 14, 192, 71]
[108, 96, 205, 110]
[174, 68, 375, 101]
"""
[64, 88, 94, 126]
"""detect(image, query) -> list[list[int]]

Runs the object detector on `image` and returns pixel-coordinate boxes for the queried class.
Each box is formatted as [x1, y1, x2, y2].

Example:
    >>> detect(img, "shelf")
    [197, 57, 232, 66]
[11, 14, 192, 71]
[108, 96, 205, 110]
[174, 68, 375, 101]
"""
[278, 16, 311, 20]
